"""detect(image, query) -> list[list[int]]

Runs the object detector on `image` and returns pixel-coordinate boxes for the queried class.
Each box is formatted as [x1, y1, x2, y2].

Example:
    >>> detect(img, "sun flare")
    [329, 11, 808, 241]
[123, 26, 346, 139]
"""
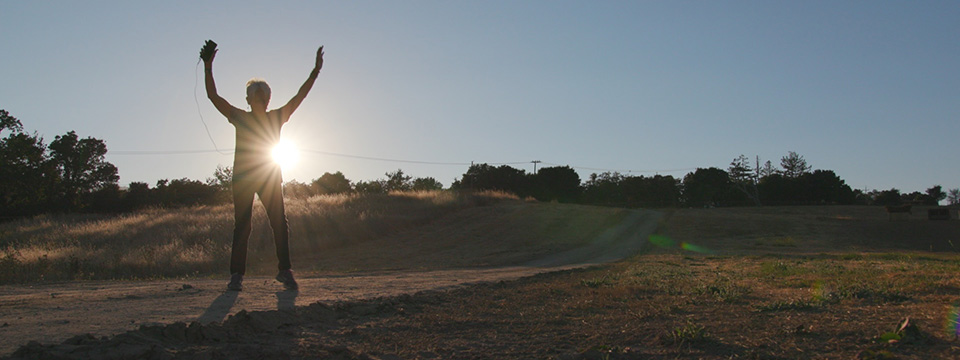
[271, 139, 300, 171]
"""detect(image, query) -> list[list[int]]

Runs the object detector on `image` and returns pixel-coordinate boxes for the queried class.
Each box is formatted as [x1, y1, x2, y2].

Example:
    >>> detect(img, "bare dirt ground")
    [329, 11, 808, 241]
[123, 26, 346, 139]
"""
[5, 205, 959, 359]
[0, 207, 662, 358]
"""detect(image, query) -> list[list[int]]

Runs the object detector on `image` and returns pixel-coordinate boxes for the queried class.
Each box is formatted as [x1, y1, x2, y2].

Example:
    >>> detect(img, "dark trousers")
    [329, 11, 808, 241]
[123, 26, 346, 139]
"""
[230, 169, 291, 275]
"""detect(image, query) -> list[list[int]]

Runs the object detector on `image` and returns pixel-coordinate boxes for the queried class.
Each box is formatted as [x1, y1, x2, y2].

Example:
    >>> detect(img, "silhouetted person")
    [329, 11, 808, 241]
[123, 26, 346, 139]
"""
[202, 41, 323, 291]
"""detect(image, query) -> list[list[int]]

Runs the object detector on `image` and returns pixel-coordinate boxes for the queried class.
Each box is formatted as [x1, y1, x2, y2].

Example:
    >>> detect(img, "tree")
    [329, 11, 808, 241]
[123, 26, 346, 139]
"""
[728, 154, 760, 206]
[925, 185, 946, 206]
[619, 174, 680, 208]
[0, 131, 55, 215]
[872, 188, 902, 206]
[0, 110, 50, 215]
[798, 170, 855, 205]
[759, 160, 778, 178]
[682, 168, 741, 207]
[353, 179, 386, 194]
[0, 109, 24, 134]
[283, 180, 314, 199]
[88, 183, 122, 213]
[48, 131, 119, 210]
[947, 188, 960, 205]
[312, 171, 352, 195]
[383, 169, 412, 192]
[207, 165, 233, 192]
[122, 181, 154, 211]
[453, 163, 530, 197]
[154, 178, 219, 206]
[582, 172, 625, 206]
[411, 177, 444, 191]
[531, 166, 581, 203]
[780, 151, 811, 178]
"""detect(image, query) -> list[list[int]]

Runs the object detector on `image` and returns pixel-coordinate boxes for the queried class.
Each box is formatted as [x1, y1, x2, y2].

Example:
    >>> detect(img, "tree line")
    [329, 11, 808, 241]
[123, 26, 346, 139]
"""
[1, 110, 118, 216]
[2, 109, 956, 218]
[452, 152, 952, 208]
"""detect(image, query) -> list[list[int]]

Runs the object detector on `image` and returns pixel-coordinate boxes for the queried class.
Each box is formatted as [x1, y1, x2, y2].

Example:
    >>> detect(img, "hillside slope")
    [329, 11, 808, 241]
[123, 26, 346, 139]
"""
[0, 192, 651, 283]
[0, 195, 661, 356]
[6, 205, 960, 359]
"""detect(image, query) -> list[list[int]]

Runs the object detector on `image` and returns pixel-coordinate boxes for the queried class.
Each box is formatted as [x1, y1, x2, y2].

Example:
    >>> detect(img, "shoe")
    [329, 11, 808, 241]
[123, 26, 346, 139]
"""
[227, 273, 243, 291]
[276, 269, 299, 290]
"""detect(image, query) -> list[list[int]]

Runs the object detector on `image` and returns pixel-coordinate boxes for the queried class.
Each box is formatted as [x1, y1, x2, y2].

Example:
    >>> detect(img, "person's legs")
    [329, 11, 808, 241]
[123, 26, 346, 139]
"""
[231, 178, 256, 276]
[259, 172, 291, 271]
[259, 170, 297, 290]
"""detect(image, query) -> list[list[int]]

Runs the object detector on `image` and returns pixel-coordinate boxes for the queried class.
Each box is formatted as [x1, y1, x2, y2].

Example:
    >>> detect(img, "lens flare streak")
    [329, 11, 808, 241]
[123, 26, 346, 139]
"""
[647, 235, 714, 254]
[947, 304, 960, 339]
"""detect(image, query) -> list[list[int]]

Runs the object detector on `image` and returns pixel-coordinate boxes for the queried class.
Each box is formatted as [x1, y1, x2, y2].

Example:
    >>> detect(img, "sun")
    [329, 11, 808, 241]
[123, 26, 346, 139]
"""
[271, 139, 300, 171]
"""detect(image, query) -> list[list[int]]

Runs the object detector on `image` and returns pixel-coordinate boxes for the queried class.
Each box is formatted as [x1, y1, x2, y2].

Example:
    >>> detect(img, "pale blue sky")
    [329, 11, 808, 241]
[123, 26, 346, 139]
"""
[2, 1, 958, 192]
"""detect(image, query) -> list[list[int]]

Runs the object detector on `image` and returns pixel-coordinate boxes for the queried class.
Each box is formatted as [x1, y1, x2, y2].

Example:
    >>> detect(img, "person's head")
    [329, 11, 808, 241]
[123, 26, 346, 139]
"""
[246, 78, 271, 111]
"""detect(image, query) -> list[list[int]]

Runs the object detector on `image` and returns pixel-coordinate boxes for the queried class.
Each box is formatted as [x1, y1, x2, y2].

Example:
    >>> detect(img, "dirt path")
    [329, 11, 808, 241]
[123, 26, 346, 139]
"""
[0, 209, 660, 357]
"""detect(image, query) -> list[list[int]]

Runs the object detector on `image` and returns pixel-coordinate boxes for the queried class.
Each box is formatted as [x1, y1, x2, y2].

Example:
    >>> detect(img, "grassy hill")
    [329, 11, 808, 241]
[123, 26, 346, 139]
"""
[657, 205, 960, 255]
[0, 191, 632, 284]
[4, 202, 960, 358]
[303, 205, 960, 358]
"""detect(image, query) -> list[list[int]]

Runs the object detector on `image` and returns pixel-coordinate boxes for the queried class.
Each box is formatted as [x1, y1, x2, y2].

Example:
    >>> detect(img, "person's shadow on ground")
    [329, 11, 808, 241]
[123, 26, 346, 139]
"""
[276, 290, 298, 311]
[197, 291, 239, 323]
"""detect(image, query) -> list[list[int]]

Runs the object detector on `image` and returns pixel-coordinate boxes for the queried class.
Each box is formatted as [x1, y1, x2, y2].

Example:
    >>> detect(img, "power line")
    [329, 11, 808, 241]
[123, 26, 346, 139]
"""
[539, 161, 697, 174]
[300, 149, 519, 166]
[108, 147, 528, 166]
[108, 147, 697, 174]
[111, 149, 233, 155]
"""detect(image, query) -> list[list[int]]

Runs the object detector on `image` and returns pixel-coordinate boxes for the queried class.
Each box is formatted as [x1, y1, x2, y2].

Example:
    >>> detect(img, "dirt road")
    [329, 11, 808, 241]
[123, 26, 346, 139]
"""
[0, 208, 661, 356]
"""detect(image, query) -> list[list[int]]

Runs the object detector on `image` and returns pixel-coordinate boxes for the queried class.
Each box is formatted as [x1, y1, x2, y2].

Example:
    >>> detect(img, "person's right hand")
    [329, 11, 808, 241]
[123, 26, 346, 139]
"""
[315, 46, 324, 71]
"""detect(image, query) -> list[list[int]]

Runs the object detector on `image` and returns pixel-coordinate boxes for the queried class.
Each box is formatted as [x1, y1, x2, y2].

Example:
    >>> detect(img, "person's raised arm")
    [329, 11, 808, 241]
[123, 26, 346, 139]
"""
[278, 46, 324, 122]
[202, 42, 240, 119]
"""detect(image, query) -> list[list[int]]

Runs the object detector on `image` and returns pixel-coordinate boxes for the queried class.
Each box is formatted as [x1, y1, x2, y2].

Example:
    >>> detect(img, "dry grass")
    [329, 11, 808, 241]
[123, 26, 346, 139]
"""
[0, 191, 523, 284]
[655, 205, 960, 255]
[6, 204, 960, 358]
[336, 253, 960, 358]
[306, 206, 960, 359]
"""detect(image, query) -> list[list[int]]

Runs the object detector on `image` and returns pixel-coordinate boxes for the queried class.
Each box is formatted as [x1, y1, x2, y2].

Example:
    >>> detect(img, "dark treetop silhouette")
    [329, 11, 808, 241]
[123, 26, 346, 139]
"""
[202, 40, 324, 291]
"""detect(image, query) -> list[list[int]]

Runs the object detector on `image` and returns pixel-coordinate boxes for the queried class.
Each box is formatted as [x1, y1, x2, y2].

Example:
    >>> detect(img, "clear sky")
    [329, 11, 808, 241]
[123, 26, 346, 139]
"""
[2, 1, 958, 193]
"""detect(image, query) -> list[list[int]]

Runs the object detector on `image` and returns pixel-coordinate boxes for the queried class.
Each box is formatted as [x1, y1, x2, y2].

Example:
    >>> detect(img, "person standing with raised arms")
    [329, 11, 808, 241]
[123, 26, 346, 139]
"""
[201, 40, 324, 291]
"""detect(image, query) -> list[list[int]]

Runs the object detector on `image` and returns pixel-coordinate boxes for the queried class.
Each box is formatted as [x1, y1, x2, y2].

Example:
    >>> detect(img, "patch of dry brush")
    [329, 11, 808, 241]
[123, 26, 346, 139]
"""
[0, 191, 517, 284]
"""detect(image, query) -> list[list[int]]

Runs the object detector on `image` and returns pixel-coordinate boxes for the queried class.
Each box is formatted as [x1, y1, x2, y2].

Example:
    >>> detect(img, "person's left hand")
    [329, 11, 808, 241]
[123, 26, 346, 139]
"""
[200, 40, 218, 65]
[315, 46, 324, 71]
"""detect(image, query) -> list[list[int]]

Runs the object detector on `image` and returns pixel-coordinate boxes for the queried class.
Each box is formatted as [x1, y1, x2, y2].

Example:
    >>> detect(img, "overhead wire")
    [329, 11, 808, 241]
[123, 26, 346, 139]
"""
[172, 54, 694, 174]
[109, 147, 694, 174]
[540, 161, 697, 174]
[194, 59, 231, 155]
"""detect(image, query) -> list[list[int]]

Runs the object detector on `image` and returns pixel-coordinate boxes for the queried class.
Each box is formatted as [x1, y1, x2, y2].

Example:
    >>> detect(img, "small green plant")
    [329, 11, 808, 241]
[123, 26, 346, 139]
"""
[831, 282, 911, 303]
[697, 277, 751, 303]
[670, 322, 707, 345]
[581, 274, 615, 288]
[840, 253, 864, 260]
[759, 260, 804, 277]
[876, 317, 924, 344]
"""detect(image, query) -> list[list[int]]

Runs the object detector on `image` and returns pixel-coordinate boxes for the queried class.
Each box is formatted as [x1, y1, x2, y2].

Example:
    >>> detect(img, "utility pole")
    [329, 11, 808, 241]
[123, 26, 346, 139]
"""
[531, 160, 541, 174]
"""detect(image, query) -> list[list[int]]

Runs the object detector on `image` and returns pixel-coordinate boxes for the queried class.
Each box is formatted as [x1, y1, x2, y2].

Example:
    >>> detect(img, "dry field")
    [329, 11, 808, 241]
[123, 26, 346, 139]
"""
[0, 190, 628, 283]
[4, 204, 960, 359]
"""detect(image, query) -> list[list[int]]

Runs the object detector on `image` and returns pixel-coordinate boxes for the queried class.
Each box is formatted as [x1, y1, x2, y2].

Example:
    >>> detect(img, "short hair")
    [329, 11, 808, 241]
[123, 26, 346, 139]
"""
[246, 78, 271, 100]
